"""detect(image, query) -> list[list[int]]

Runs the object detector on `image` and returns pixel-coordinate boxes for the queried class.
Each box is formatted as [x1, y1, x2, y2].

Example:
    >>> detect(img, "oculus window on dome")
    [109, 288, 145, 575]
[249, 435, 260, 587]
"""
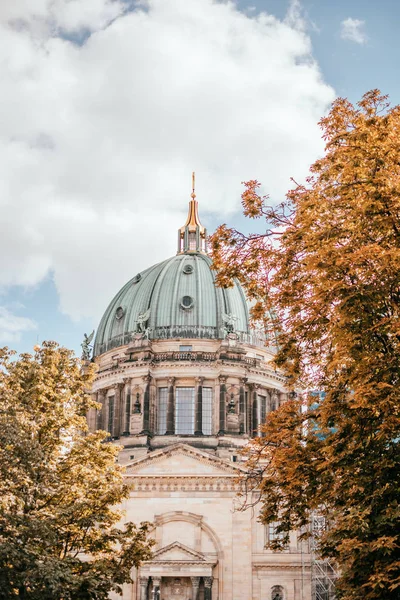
[182, 264, 194, 274]
[115, 307, 125, 320]
[181, 295, 194, 310]
[92, 172, 256, 356]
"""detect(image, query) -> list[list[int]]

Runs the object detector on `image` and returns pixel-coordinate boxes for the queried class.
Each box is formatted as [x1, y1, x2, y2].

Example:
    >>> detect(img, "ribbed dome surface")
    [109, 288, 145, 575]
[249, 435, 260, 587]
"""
[94, 253, 250, 357]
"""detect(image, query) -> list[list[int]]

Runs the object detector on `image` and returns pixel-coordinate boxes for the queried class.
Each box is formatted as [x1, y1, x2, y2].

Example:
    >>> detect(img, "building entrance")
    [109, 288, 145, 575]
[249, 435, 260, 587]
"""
[141, 575, 213, 600]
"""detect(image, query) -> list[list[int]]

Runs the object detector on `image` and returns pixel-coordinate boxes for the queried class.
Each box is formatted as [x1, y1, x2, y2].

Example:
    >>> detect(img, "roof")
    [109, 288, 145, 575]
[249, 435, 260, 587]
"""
[93, 252, 250, 356]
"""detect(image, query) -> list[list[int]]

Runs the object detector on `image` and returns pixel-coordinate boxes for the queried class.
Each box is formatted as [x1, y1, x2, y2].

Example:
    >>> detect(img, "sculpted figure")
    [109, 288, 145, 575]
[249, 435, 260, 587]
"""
[81, 330, 94, 361]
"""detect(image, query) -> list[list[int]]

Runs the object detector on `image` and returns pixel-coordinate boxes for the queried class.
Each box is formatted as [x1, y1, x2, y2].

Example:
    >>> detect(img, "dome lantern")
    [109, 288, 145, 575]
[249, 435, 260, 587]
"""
[177, 172, 207, 254]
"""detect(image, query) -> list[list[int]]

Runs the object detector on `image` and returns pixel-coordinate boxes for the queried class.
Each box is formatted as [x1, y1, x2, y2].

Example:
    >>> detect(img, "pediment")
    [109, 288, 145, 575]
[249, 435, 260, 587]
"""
[125, 443, 246, 477]
[152, 541, 205, 562]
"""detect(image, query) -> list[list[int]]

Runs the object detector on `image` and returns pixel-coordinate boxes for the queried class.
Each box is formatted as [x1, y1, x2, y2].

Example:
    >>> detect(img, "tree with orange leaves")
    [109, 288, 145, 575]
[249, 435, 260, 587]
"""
[210, 90, 400, 600]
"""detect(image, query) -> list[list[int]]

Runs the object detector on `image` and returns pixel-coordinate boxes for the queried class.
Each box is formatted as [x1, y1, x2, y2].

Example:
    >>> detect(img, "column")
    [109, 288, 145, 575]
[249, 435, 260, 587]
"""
[122, 377, 132, 435]
[87, 394, 97, 432]
[204, 576, 213, 600]
[139, 576, 148, 600]
[195, 377, 204, 435]
[191, 577, 200, 600]
[166, 376, 175, 435]
[239, 378, 247, 434]
[113, 383, 124, 438]
[152, 577, 161, 600]
[218, 376, 226, 435]
[142, 374, 151, 434]
[252, 385, 259, 436]
[97, 389, 107, 431]
[247, 383, 254, 437]
[149, 377, 157, 433]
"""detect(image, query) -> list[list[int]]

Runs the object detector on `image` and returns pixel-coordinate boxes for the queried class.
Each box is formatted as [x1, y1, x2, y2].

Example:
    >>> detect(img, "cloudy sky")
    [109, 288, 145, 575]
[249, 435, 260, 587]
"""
[1, 0, 399, 355]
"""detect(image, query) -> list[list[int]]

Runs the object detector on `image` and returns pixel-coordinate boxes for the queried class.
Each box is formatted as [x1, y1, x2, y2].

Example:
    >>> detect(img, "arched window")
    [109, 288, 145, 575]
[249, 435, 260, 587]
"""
[271, 585, 284, 600]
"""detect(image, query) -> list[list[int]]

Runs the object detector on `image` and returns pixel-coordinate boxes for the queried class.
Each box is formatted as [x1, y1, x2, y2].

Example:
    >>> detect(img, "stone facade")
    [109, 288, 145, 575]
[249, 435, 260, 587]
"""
[89, 336, 312, 600]
[88, 192, 313, 599]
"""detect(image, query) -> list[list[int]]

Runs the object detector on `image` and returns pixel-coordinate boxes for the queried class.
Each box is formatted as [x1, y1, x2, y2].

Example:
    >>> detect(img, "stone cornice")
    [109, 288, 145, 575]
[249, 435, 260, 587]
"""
[143, 560, 216, 568]
[128, 476, 241, 492]
[94, 359, 287, 385]
[253, 563, 312, 571]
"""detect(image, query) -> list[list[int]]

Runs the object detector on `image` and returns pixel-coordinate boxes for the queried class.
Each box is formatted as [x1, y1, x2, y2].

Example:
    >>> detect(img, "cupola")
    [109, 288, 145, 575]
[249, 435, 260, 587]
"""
[177, 172, 207, 254]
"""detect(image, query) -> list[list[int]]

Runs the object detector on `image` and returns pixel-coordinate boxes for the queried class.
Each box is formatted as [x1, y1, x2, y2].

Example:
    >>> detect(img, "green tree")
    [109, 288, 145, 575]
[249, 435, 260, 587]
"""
[0, 342, 153, 599]
[210, 90, 400, 600]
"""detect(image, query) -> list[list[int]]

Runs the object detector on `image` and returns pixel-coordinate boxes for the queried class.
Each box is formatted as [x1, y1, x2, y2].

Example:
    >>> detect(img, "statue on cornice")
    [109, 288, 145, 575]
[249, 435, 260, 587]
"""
[135, 308, 151, 334]
[222, 312, 237, 336]
[81, 330, 94, 361]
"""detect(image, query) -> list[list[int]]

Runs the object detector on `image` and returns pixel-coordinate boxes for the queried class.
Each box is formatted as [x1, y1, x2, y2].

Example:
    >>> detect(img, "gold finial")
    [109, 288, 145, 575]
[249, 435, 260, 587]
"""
[191, 171, 196, 200]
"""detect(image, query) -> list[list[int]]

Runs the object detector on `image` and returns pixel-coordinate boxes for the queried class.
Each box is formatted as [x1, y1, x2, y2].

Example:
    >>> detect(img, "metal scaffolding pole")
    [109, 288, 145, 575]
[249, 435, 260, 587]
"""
[311, 514, 338, 600]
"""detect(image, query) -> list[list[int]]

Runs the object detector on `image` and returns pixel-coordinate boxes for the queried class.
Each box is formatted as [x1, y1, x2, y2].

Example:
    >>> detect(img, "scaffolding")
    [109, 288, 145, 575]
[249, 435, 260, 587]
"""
[311, 515, 338, 600]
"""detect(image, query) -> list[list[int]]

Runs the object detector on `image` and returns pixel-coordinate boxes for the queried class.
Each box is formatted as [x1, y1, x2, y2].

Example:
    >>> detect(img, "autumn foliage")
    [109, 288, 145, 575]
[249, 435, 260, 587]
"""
[0, 342, 153, 599]
[210, 91, 400, 599]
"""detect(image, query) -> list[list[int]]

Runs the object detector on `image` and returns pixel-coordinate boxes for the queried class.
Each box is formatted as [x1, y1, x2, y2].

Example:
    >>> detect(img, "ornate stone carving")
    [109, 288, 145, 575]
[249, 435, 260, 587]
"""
[133, 392, 141, 414]
[272, 585, 284, 600]
[81, 330, 94, 361]
[130, 475, 241, 492]
[191, 576, 201, 600]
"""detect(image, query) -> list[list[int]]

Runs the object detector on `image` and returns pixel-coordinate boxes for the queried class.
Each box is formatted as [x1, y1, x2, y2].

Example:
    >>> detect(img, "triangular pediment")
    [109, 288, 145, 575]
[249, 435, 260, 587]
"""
[152, 541, 205, 562]
[125, 443, 246, 477]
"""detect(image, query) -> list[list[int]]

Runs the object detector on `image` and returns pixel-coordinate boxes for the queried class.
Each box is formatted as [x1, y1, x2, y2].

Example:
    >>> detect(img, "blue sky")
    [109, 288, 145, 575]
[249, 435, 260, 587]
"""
[0, 0, 398, 358]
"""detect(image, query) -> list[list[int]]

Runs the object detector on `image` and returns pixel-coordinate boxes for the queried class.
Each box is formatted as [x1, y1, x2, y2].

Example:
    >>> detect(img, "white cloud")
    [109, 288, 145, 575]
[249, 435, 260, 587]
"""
[0, 0, 335, 323]
[0, 307, 37, 344]
[340, 17, 367, 45]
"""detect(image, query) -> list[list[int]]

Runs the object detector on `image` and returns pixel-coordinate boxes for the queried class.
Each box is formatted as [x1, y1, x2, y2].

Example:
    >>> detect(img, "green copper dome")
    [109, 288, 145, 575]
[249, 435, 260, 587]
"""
[93, 252, 250, 357]
[93, 182, 255, 357]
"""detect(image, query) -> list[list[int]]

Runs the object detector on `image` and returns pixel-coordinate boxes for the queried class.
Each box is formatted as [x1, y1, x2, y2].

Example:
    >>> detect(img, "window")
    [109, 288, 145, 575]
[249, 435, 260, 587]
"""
[271, 585, 284, 600]
[179, 345, 192, 351]
[202, 387, 213, 435]
[181, 295, 194, 310]
[176, 387, 195, 434]
[259, 395, 267, 425]
[188, 232, 196, 250]
[107, 396, 115, 434]
[157, 388, 168, 434]
[266, 522, 288, 549]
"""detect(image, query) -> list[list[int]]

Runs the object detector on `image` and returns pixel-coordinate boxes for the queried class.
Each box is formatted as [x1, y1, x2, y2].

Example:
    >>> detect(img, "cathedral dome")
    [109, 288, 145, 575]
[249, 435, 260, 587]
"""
[93, 178, 250, 357]
[93, 252, 250, 357]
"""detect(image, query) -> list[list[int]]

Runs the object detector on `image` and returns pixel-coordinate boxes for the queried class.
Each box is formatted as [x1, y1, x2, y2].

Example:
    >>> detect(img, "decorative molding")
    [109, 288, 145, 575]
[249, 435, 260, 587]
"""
[94, 361, 287, 385]
[124, 443, 246, 475]
[141, 559, 215, 568]
[152, 541, 207, 562]
[129, 476, 241, 492]
[253, 563, 312, 571]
